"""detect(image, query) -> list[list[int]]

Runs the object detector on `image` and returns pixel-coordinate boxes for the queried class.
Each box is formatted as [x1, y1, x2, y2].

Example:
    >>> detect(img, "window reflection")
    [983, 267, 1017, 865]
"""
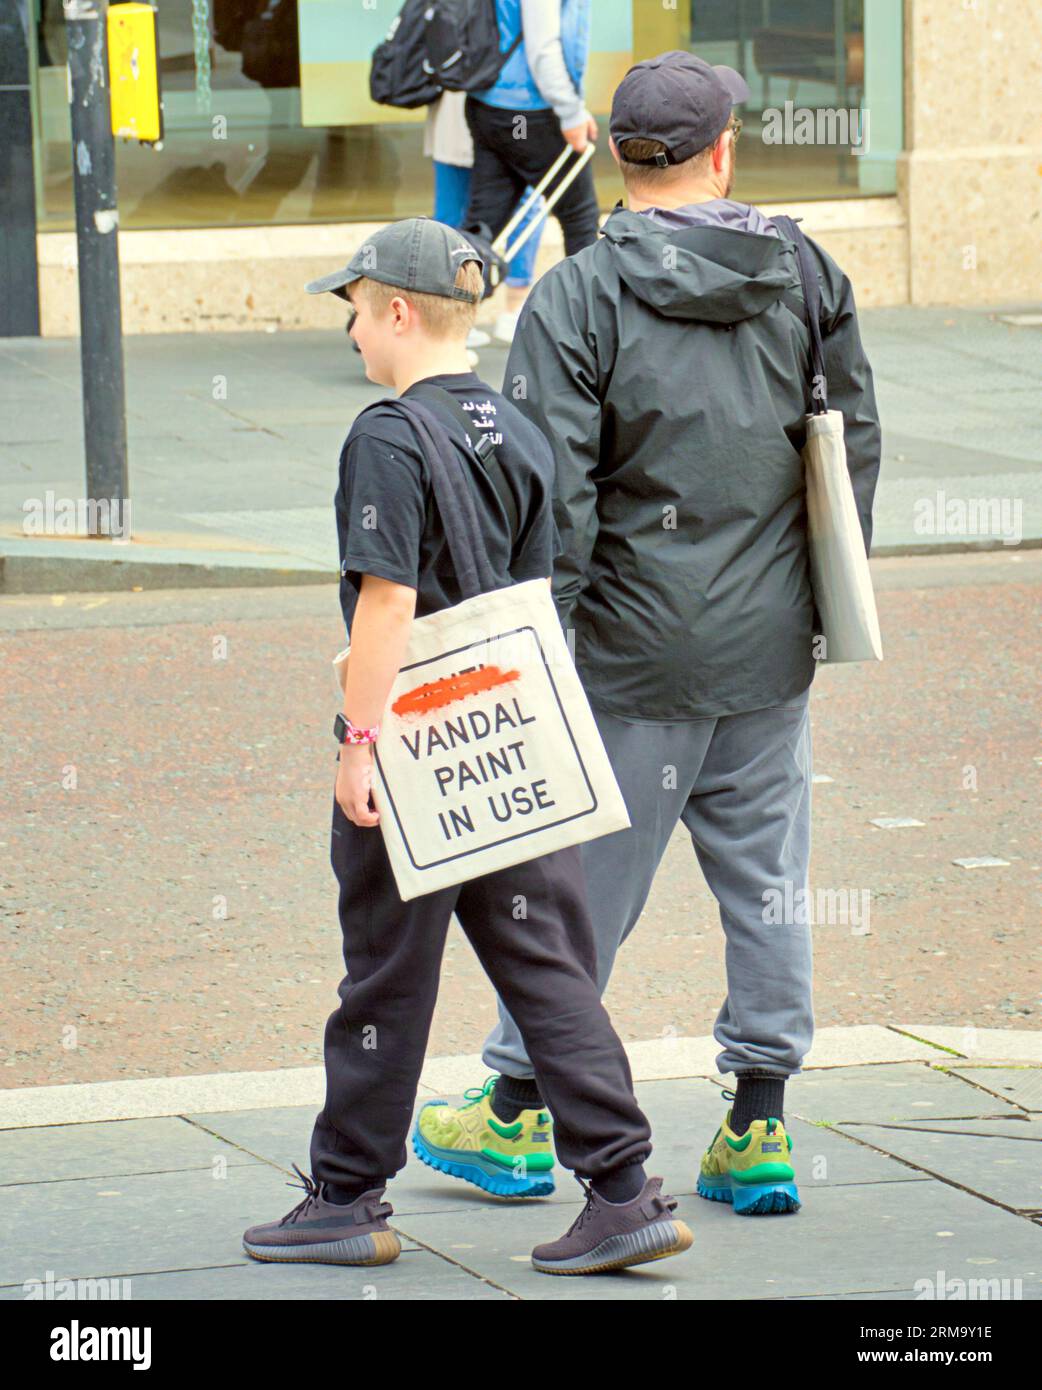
[31, 0, 899, 232]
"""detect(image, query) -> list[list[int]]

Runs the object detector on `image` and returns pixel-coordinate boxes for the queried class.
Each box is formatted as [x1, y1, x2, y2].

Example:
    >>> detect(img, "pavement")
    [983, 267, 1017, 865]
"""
[3, 1025, 1042, 1301]
[2, 303, 1041, 592]
[4, 309, 1040, 1305]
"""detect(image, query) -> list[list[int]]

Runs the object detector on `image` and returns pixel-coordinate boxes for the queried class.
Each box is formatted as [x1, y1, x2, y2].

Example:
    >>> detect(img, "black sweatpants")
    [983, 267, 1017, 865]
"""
[309, 794, 652, 1188]
[462, 95, 601, 258]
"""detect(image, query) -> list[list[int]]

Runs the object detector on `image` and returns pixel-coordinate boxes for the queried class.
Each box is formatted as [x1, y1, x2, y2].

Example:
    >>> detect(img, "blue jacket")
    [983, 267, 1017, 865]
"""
[473, 0, 590, 117]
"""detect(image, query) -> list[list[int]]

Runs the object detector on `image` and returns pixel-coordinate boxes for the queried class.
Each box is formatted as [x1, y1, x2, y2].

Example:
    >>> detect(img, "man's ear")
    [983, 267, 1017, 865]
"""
[711, 129, 728, 174]
[608, 134, 620, 166]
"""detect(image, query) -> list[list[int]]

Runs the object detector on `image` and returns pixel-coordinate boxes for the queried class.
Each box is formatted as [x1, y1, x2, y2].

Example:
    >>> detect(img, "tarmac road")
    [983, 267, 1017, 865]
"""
[1, 548, 1039, 1086]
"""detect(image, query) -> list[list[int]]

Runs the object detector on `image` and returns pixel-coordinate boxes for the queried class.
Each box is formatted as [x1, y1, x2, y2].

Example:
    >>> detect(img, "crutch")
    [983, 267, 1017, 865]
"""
[491, 142, 597, 264]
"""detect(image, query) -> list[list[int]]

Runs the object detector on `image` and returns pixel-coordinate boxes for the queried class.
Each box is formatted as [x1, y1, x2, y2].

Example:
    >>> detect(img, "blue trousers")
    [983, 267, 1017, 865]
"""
[433, 160, 545, 287]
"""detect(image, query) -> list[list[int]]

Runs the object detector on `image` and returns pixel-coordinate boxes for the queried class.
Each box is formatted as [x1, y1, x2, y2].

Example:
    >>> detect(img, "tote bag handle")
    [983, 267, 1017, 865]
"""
[773, 214, 829, 417]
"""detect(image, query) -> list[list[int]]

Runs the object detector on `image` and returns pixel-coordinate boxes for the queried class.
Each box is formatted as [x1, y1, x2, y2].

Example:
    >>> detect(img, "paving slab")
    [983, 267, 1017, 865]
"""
[0, 1034, 993, 1132]
[416, 1026, 946, 1095]
[895, 1027, 1042, 1063]
[785, 1288, 935, 1300]
[186, 1101, 558, 1216]
[630, 1079, 927, 1194]
[6, 309, 1042, 599]
[803, 1026, 952, 1067]
[0, 1116, 261, 1186]
[183, 507, 338, 569]
[1, 1251, 508, 1302]
[624, 1025, 947, 1078]
[945, 1069, 1042, 1112]
[0, 1067, 327, 1129]
[5, 1064, 1042, 1301]
[189, 1081, 926, 1219]
[0, 1161, 358, 1287]
[527, 1084, 874, 1191]
[835, 1124, 1042, 1211]
[786, 1064, 1023, 1125]
[840, 1116, 1042, 1141]
[394, 1180, 1042, 1300]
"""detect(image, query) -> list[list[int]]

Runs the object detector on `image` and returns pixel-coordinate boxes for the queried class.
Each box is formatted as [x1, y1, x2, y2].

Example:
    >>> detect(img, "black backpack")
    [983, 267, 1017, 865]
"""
[370, 0, 442, 109]
[370, 0, 521, 109]
[424, 0, 522, 91]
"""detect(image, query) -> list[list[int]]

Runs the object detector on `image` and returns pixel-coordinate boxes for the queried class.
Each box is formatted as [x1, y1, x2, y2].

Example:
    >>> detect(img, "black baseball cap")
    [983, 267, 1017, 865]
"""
[306, 217, 484, 303]
[610, 50, 750, 166]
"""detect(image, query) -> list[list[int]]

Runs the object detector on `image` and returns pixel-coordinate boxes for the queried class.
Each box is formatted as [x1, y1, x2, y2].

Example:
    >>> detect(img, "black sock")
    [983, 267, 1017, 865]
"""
[324, 1181, 379, 1205]
[730, 1074, 786, 1136]
[593, 1163, 648, 1204]
[490, 1074, 543, 1124]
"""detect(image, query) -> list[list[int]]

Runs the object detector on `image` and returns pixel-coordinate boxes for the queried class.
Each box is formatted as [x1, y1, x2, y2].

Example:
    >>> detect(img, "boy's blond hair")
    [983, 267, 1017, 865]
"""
[351, 261, 483, 338]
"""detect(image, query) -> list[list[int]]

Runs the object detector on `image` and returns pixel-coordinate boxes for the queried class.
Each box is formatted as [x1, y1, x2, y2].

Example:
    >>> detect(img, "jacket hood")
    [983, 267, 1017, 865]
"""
[598, 204, 794, 325]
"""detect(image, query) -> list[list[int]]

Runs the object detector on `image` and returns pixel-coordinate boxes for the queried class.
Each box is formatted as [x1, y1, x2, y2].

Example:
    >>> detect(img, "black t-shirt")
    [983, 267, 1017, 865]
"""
[334, 371, 561, 635]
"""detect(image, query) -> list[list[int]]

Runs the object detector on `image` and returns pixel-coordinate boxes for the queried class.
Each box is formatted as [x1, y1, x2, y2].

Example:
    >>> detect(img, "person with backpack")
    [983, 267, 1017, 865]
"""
[241, 217, 693, 1276]
[424, 88, 548, 345]
[418, 51, 882, 1217]
[369, 0, 597, 343]
[461, 0, 598, 342]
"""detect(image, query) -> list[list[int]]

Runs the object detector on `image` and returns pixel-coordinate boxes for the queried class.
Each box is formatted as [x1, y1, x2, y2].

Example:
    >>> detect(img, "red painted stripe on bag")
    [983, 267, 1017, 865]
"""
[392, 666, 520, 717]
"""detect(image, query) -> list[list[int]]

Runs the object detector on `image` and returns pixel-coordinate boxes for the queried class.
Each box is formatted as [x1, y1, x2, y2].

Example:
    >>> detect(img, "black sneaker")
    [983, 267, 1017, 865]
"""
[243, 1164, 401, 1266]
[531, 1175, 693, 1276]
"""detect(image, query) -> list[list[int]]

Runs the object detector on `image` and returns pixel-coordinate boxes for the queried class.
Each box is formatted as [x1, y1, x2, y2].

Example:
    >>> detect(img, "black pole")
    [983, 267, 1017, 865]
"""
[0, 0, 41, 335]
[64, 0, 129, 538]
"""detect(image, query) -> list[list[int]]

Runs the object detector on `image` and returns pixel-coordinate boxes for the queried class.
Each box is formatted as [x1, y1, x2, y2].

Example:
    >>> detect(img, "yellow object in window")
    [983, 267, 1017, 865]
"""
[108, 3, 163, 145]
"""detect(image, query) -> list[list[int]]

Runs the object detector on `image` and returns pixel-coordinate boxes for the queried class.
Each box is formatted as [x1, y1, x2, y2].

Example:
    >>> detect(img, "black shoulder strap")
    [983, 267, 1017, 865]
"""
[395, 396, 501, 600]
[406, 382, 521, 546]
[773, 215, 829, 415]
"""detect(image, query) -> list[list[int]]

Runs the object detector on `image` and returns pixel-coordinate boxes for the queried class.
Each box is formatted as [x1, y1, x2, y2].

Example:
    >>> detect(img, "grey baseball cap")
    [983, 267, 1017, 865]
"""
[305, 216, 484, 304]
[610, 50, 749, 166]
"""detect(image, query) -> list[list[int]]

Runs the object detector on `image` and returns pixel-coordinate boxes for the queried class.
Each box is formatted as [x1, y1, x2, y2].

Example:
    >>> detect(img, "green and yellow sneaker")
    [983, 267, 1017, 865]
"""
[697, 1098, 800, 1215]
[412, 1075, 556, 1198]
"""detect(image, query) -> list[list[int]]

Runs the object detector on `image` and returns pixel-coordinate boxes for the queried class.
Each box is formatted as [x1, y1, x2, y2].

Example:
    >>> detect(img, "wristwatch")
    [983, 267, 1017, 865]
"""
[334, 712, 381, 746]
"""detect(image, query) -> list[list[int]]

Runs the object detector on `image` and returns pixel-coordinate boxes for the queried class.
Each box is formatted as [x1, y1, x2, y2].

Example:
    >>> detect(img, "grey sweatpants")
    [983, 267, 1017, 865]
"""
[482, 689, 815, 1080]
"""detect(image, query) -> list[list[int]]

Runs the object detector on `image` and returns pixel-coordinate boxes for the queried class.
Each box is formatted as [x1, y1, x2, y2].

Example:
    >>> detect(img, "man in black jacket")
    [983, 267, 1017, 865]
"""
[425, 50, 881, 1216]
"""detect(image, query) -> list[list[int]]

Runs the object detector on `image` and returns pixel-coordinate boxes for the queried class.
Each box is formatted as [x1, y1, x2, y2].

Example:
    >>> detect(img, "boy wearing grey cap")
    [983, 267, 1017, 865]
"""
[241, 217, 692, 1277]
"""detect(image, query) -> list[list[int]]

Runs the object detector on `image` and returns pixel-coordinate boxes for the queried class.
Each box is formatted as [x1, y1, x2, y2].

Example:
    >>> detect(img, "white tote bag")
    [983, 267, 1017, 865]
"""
[804, 409, 883, 662]
[333, 398, 630, 902]
[775, 216, 883, 664]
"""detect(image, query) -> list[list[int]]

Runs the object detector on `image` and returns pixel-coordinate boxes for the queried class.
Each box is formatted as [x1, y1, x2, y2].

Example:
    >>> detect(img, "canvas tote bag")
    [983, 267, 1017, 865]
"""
[333, 398, 630, 901]
[774, 215, 883, 664]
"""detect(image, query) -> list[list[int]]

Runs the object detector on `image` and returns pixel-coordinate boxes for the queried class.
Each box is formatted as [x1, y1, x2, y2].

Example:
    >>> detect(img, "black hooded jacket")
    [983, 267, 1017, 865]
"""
[503, 201, 881, 721]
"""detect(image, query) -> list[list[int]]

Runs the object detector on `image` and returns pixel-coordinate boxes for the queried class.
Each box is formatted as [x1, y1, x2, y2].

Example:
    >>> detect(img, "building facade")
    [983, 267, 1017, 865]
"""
[3, 0, 1040, 335]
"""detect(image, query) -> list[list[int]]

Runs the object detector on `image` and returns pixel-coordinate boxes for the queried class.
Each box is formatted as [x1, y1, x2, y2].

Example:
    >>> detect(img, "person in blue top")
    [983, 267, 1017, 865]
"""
[463, 0, 598, 343]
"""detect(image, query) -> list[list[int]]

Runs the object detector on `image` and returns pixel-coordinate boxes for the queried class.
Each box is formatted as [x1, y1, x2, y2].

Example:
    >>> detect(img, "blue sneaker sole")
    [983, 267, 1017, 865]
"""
[411, 1113, 555, 1199]
[697, 1173, 801, 1215]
